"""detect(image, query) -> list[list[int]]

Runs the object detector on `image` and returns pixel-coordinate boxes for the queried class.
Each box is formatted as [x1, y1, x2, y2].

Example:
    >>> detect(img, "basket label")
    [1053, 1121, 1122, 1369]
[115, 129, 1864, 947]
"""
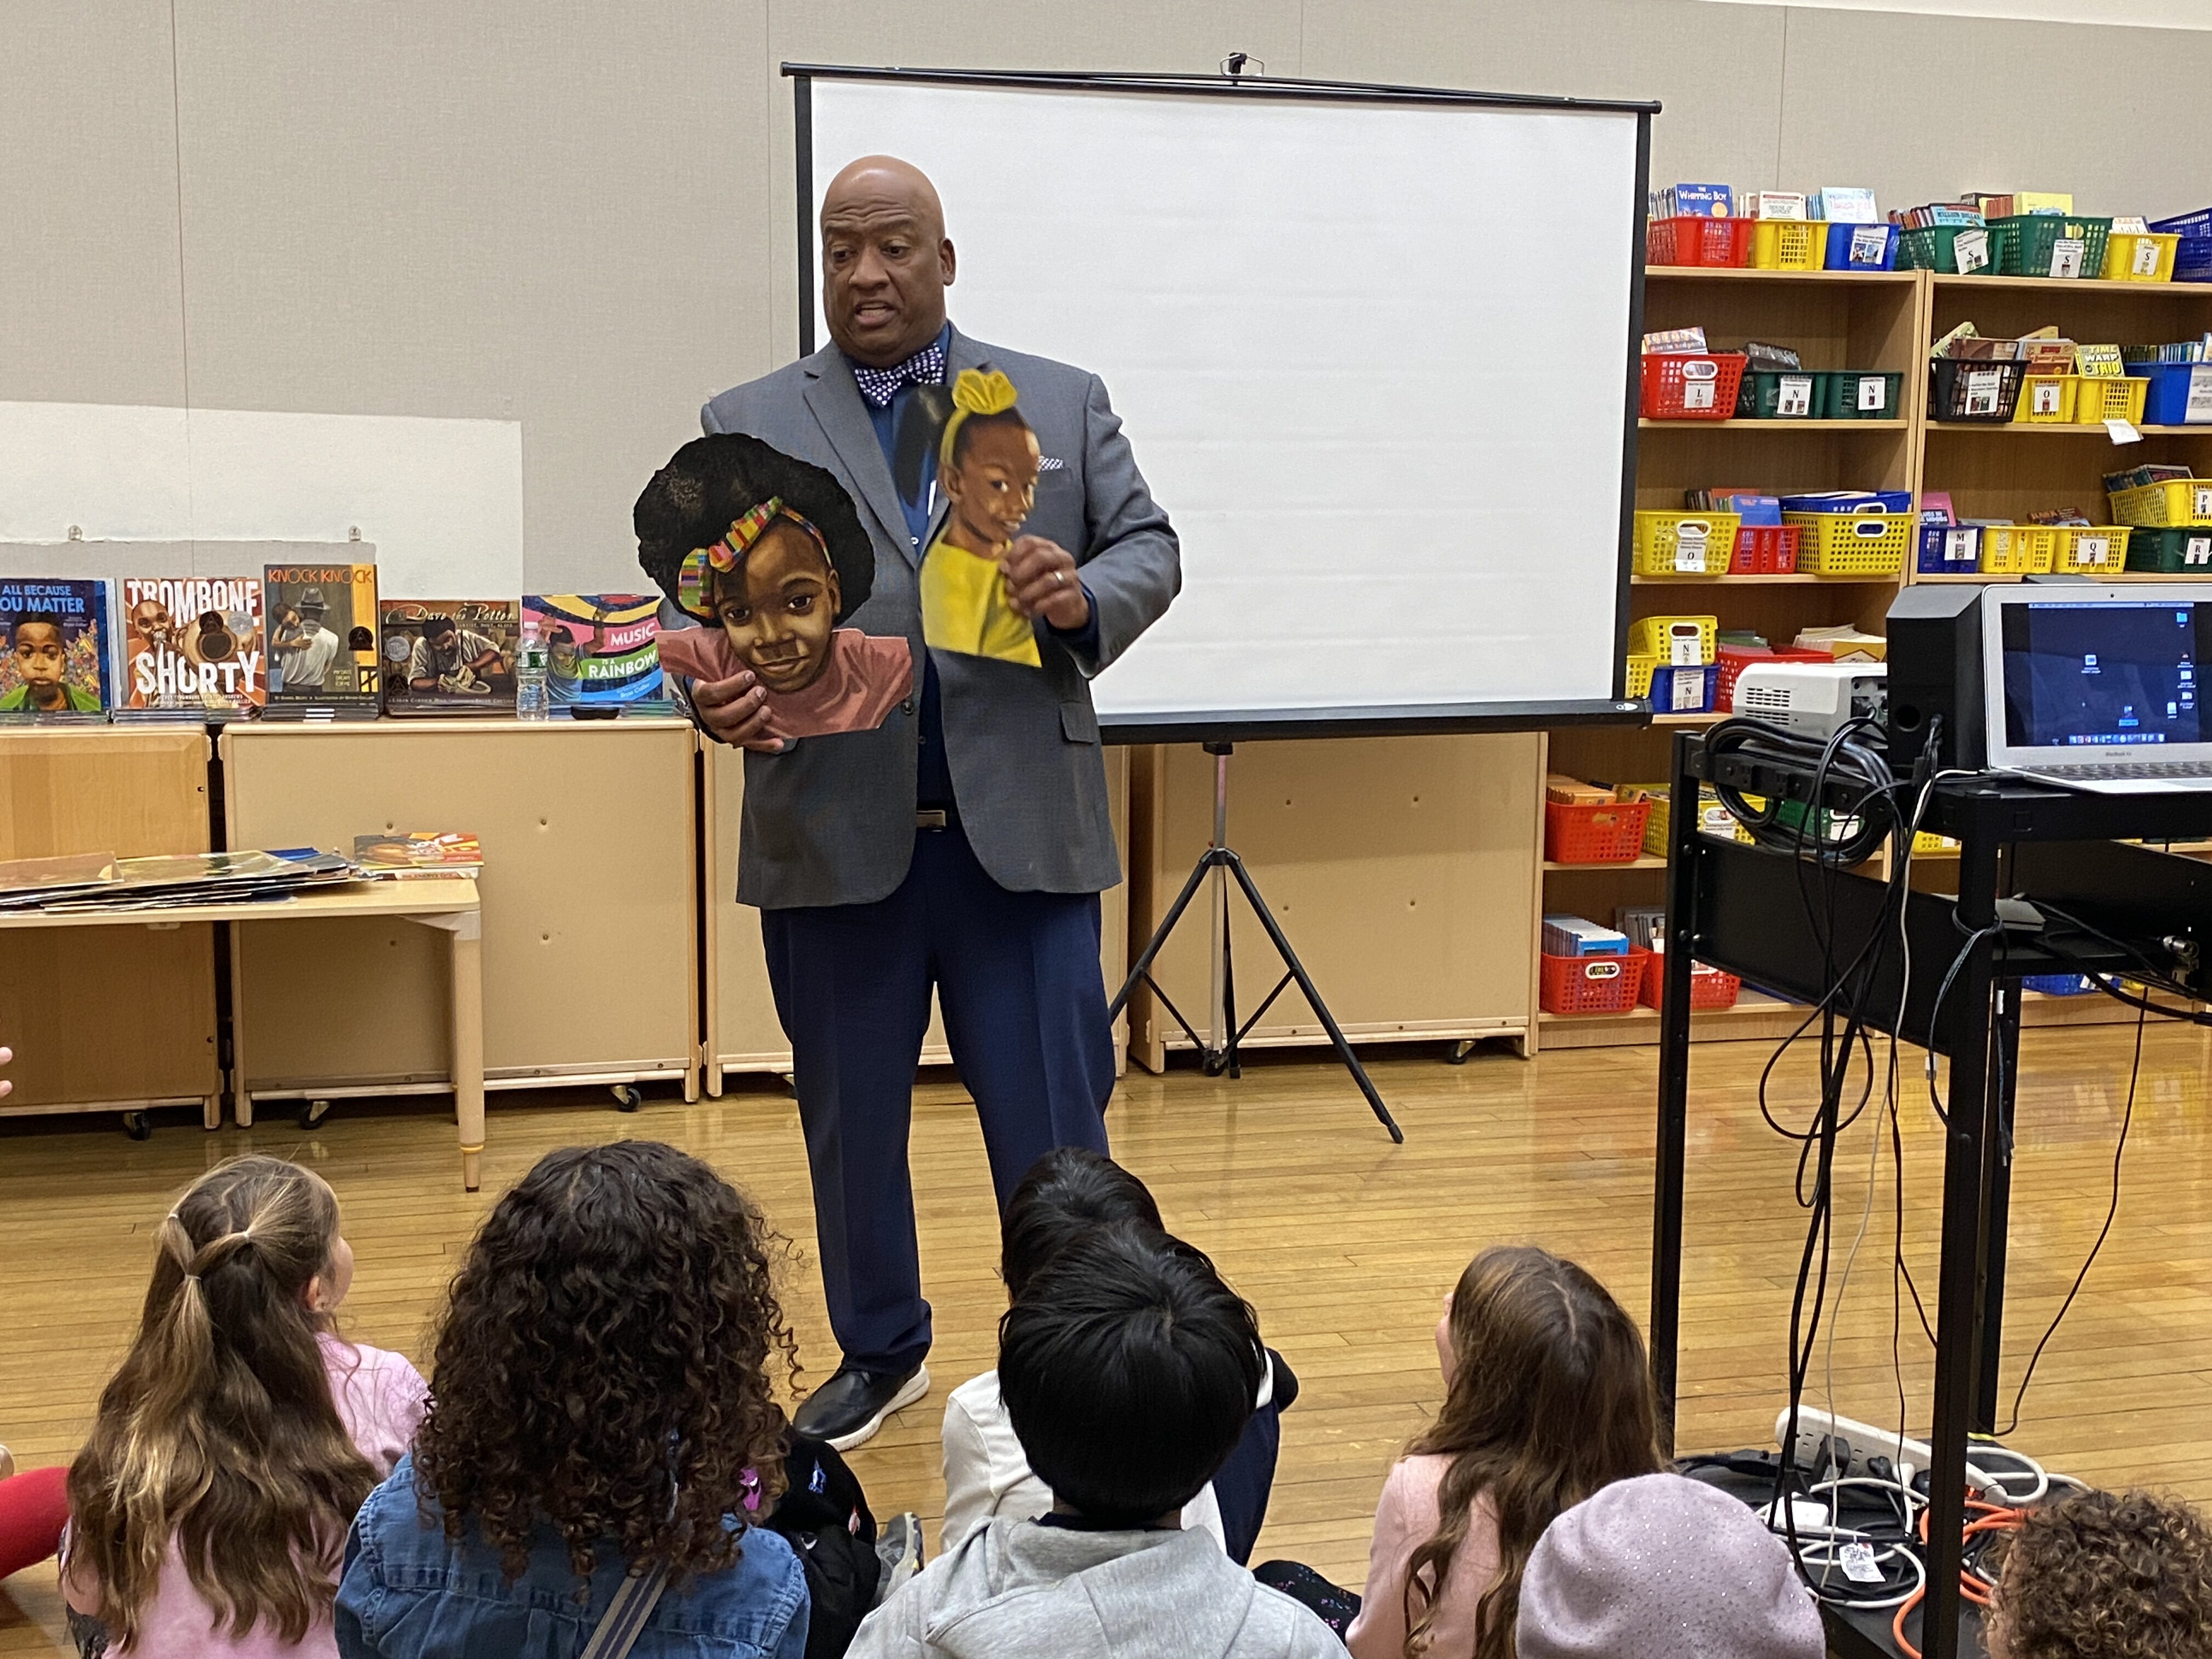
[1858, 376, 1888, 412]
[1667, 624, 1701, 667]
[1963, 368, 2002, 416]
[2134, 237, 2163, 276]
[1778, 374, 1813, 416]
[1682, 381, 1714, 410]
[1582, 960, 1622, 982]
[1955, 229, 1990, 273]
[2187, 366, 2212, 422]
[1675, 520, 1711, 572]
[2051, 238, 2085, 279]
[1669, 670, 1704, 710]
[2187, 536, 2211, 566]
[1944, 529, 1977, 563]
[2032, 381, 2064, 416]
[1850, 225, 1887, 264]
[2196, 486, 2212, 521]
[2076, 534, 2112, 566]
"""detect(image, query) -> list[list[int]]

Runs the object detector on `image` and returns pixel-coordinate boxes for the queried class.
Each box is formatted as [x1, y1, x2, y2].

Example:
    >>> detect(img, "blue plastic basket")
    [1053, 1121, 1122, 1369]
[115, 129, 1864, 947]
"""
[2175, 239, 2212, 284]
[2022, 974, 2095, 997]
[2135, 360, 2212, 425]
[1780, 491, 1915, 515]
[1918, 523, 1982, 574]
[1648, 663, 1718, 716]
[1825, 222, 1899, 271]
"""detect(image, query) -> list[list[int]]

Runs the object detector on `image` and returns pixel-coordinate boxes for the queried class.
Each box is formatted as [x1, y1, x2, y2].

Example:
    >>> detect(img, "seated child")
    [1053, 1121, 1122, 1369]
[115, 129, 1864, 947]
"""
[918, 369, 1045, 667]
[62, 1155, 427, 1657]
[855, 1224, 1339, 1658]
[1985, 1488, 2212, 1659]
[1340, 1244, 1664, 1659]
[1515, 1472, 1825, 1659]
[940, 1147, 1295, 1563]
[336, 1141, 808, 1659]
[636, 432, 911, 740]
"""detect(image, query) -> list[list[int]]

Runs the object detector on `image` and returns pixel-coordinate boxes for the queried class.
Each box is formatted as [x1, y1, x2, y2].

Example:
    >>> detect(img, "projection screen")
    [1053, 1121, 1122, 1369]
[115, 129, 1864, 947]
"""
[793, 69, 1653, 741]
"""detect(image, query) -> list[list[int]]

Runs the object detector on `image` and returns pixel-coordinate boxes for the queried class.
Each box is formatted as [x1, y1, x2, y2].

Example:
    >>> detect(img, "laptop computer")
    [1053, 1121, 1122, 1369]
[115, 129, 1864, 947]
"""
[1981, 584, 2212, 794]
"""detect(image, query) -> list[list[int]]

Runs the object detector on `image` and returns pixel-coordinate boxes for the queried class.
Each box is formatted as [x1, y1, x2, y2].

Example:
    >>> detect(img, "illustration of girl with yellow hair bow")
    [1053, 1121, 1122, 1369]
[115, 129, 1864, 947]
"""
[919, 368, 1044, 668]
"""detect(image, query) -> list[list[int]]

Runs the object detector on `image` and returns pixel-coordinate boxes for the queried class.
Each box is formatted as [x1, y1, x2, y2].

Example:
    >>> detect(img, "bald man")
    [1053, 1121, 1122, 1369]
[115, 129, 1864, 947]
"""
[687, 157, 1180, 1449]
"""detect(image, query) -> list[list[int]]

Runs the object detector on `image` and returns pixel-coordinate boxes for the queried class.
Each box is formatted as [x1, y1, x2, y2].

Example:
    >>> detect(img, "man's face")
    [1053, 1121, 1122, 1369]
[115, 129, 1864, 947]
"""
[821, 160, 954, 368]
[715, 522, 842, 695]
[426, 624, 458, 654]
[298, 606, 326, 632]
[942, 421, 1040, 550]
[11, 622, 65, 689]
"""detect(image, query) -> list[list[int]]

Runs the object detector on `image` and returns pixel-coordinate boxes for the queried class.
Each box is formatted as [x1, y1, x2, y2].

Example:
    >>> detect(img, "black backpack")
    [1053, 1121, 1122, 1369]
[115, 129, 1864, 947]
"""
[763, 1434, 881, 1659]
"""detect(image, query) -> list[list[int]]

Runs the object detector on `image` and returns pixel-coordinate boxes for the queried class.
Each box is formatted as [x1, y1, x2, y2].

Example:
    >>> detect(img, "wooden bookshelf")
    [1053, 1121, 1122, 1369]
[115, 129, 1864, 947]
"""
[1541, 263, 2212, 1048]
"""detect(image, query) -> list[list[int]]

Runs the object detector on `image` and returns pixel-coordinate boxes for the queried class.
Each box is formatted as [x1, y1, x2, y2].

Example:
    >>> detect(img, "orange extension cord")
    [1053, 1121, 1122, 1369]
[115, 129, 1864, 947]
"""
[1891, 1497, 2024, 1659]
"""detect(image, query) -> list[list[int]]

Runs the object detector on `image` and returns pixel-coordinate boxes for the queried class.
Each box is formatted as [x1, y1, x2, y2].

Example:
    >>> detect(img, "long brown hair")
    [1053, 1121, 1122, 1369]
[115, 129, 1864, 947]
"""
[413, 1141, 798, 1583]
[1399, 1245, 1663, 1659]
[67, 1155, 374, 1649]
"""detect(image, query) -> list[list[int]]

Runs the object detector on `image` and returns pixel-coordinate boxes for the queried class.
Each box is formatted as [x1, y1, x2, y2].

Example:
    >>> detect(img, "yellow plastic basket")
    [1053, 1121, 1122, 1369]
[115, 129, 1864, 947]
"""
[1627, 614, 1719, 665]
[1750, 219, 1826, 272]
[2013, 375, 2079, 424]
[1913, 830, 1961, 853]
[1624, 653, 1659, 699]
[2102, 231, 2180, 283]
[1979, 524, 2056, 574]
[2074, 376, 2150, 425]
[1633, 511, 1741, 576]
[1781, 510, 1911, 577]
[2050, 525, 2132, 574]
[2109, 479, 2212, 527]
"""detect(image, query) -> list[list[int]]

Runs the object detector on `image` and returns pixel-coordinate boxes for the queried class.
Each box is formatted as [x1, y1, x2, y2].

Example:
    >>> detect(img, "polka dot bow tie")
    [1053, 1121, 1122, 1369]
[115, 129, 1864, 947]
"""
[850, 339, 947, 409]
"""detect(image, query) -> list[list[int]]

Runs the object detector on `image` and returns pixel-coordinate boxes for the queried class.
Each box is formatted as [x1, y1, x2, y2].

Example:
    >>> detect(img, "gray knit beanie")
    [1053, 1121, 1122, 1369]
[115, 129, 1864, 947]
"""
[1516, 1473, 1827, 1659]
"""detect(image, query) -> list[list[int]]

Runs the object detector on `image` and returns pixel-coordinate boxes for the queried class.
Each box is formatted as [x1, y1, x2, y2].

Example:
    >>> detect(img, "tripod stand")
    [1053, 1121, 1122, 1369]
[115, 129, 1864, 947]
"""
[1109, 742, 1403, 1143]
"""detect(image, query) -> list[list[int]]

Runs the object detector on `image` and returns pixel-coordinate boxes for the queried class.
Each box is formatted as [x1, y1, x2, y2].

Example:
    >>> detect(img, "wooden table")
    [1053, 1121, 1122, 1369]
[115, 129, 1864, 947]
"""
[0, 876, 487, 1189]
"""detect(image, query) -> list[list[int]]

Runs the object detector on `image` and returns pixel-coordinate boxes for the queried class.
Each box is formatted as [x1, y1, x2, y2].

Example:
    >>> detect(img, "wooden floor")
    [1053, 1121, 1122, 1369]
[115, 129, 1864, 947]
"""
[4, 1022, 2210, 1652]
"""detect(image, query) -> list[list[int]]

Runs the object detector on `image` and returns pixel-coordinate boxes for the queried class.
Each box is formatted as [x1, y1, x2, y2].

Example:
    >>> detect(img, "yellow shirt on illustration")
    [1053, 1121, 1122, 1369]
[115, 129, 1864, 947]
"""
[919, 538, 1043, 668]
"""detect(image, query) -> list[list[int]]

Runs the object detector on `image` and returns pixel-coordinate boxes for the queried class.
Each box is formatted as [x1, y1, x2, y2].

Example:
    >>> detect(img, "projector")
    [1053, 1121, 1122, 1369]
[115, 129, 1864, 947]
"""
[1731, 661, 1887, 740]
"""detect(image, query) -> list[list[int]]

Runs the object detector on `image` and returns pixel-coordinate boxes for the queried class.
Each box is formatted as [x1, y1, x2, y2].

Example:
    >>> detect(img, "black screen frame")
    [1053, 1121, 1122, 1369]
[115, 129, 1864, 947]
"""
[785, 63, 1656, 744]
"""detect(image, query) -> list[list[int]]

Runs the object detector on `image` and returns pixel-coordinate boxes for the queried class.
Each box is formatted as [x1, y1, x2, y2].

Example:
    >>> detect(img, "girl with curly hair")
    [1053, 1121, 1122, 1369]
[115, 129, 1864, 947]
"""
[336, 1141, 809, 1659]
[1344, 1245, 1664, 1659]
[1987, 1488, 2212, 1659]
[62, 1154, 427, 1657]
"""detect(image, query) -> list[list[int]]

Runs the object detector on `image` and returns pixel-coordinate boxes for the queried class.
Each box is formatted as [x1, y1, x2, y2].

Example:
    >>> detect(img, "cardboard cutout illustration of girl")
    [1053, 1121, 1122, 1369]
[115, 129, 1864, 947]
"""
[636, 433, 911, 741]
[920, 369, 1043, 668]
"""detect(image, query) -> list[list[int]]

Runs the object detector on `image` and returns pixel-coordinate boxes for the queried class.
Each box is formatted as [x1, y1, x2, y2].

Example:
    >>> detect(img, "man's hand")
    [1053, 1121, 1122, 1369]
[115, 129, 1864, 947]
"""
[692, 671, 787, 754]
[1001, 535, 1091, 632]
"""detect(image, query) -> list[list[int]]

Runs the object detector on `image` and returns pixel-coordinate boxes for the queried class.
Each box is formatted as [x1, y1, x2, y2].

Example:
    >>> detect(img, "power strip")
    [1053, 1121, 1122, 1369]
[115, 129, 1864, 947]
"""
[1774, 1407, 2005, 1500]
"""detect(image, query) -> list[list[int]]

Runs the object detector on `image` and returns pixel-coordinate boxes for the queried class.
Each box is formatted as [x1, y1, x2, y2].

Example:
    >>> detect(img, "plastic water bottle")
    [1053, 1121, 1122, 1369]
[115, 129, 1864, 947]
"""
[515, 622, 549, 720]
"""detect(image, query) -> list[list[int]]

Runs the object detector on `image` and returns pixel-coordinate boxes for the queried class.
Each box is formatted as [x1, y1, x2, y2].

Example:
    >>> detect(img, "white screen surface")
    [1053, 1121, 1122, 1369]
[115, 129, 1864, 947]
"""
[805, 76, 1644, 727]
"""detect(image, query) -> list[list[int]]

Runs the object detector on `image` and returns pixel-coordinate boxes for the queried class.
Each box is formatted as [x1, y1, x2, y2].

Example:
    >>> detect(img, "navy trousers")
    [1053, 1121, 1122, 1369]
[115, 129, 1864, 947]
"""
[761, 820, 1116, 1375]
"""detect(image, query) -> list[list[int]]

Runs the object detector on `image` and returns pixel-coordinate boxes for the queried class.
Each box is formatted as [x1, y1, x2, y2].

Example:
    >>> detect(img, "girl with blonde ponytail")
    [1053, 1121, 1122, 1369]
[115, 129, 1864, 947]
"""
[63, 1155, 426, 1657]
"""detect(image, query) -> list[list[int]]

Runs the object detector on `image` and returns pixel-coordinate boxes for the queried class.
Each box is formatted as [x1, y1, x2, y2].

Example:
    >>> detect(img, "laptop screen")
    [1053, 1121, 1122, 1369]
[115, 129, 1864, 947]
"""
[2000, 598, 2212, 750]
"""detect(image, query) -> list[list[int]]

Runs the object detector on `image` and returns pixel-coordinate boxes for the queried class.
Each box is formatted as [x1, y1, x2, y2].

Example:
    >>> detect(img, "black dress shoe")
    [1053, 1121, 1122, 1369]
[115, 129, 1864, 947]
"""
[793, 1363, 931, 1452]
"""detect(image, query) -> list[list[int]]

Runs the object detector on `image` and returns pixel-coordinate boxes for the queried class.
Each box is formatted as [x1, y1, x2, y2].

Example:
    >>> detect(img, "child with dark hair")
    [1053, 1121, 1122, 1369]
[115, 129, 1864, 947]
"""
[854, 1226, 1340, 1658]
[1, 612, 99, 712]
[917, 369, 1044, 667]
[335, 1141, 809, 1659]
[636, 432, 911, 740]
[1986, 1488, 2212, 1659]
[63, 1155, 426, 1657]
[939, 1148, 1296, 1562]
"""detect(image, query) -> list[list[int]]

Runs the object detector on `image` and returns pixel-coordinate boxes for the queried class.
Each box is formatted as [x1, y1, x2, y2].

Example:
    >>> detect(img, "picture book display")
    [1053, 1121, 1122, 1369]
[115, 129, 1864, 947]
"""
[352, 831, 483, 877]
[635, 432, 912, 740]
[520, 594, 667, 712]
[0, 578, 111, 720]
[380, 600, 519, 715]
[266, 561, 380, 718]
[119, 576, 266, 717]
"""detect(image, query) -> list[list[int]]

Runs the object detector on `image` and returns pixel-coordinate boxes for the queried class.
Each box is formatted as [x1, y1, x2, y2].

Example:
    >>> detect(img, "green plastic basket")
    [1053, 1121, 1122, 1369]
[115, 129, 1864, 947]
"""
[1736, 368, 1824, 419]
[2127, 525, 2212, 573]
[1817, 371, 1904, 420]
[1899, 223, 1997, 275]
[1988, 214, 2111, 279]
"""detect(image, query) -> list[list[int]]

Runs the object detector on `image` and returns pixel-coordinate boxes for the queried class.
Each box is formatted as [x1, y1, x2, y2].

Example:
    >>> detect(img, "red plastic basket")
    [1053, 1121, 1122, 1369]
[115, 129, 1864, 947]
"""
[1629, 946, 1741, 1011]
[1729, 523, 1801, 574]
[1640, 353, 1750, 421]
[1715, 644, 1830, 713]
[1541, 951, 1646, 1016]
[1544, 798, 1654, 865]
[1647, 216, 1755, 268]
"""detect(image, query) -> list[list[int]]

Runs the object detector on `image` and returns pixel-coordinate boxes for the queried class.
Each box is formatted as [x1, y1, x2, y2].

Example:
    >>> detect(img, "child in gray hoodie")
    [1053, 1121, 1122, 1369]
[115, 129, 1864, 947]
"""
[849, 1226, 1339, 1659]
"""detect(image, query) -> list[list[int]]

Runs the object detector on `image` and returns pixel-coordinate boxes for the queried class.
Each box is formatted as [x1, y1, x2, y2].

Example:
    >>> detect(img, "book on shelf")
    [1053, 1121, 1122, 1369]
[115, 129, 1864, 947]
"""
[352, 832, 483, 878]
[379, 600, 520, 716]
[264, 561, 381, 720]
[519, 594, 669, 714]
[116, 576, 266, 720]
[0, 578, 112, 723]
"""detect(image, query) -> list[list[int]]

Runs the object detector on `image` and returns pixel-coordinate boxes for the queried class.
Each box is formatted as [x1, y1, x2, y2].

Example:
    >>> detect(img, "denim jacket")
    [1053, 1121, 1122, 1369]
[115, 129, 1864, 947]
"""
[336, 1454, 810, 1659]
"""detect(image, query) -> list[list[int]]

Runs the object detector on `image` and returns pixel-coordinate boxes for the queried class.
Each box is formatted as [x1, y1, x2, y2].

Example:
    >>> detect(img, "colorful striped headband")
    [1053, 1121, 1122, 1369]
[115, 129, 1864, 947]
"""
[676, 497, 830, 618]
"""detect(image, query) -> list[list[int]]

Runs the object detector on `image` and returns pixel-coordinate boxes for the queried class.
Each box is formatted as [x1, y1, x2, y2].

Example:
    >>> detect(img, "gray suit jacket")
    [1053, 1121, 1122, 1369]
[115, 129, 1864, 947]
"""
[699, 327, 1180, 910]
